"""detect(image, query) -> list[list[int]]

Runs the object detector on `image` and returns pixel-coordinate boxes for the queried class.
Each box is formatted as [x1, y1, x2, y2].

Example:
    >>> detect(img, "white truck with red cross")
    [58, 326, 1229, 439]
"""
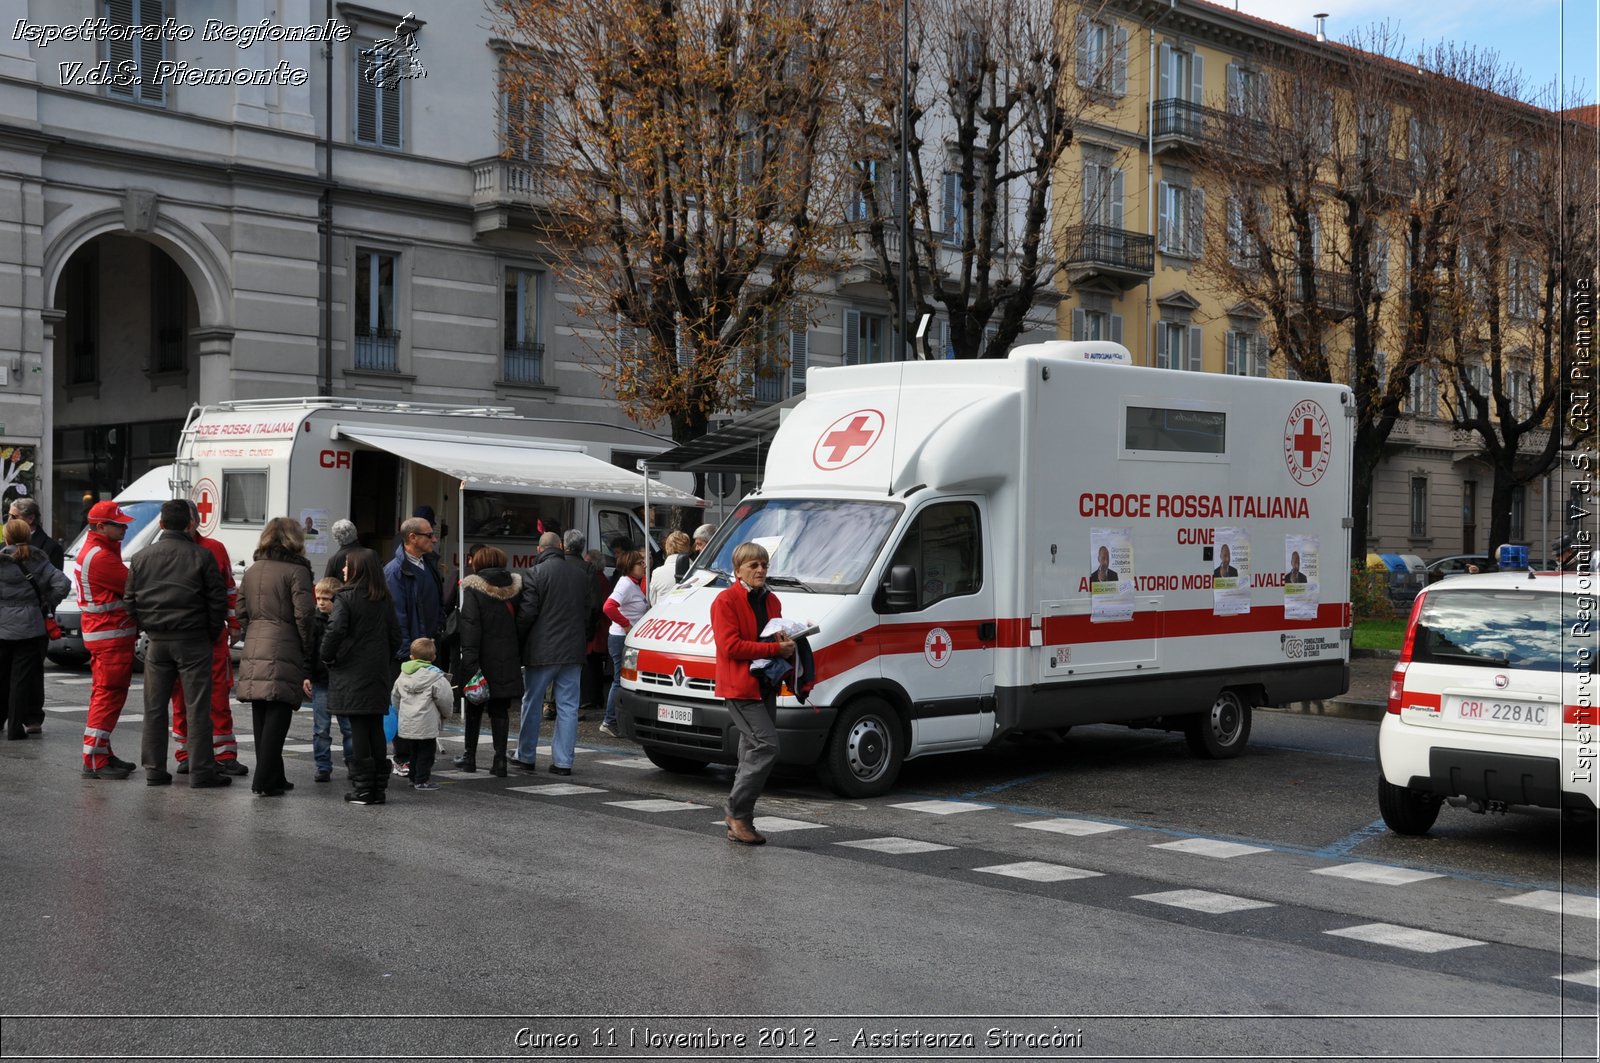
[617, 341, 1353, 797]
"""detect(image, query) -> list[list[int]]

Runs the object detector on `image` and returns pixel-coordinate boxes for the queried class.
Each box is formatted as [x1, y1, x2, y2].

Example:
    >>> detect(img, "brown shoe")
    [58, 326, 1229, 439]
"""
[725, 815, 766, 845]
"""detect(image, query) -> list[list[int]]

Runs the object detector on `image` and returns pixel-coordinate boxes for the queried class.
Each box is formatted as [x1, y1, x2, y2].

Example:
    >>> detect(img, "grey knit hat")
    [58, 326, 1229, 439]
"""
[331, 519, 359, 546]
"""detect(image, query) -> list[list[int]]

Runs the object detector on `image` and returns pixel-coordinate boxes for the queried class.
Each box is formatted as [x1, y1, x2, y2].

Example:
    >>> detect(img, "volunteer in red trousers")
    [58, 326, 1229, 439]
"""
[75, 501, 139, 779]
[172, 502, 247, 777]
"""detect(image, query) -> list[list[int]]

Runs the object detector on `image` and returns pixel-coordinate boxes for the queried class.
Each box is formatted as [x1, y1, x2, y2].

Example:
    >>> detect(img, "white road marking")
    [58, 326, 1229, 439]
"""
[703, 816, 824, 833]
[1500, 890, 1600, 919]
[974, 860, 1102, 882]
[1134, 889, 1276, 914]
[512, 784, 607, 796]
[1311, 862, 1443, 886]
[836, 837, 956, 855]
[594, 757, 653, 769]
[1556, 968, 1600, 988]
[606, 798, 710, 812]
[1325, 922, 1484, 953]
[1016, 817, 1126, 837]
[890, 799, 993, 816]
[1151, 838, 1271, 859]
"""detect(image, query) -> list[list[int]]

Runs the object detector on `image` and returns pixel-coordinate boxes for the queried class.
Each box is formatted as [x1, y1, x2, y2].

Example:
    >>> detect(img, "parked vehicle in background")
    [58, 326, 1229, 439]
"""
[1425, 554, 1493, 583]
[1378, 569, 1598, 835]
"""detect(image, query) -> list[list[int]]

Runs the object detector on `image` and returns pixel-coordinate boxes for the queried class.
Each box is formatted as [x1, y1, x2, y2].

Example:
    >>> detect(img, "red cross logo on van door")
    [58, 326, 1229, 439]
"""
[193, 477, 219, 536]
[1283, 400, 1332, 486]
[923, 627, 953, 668]
[813, 409, 886, 471]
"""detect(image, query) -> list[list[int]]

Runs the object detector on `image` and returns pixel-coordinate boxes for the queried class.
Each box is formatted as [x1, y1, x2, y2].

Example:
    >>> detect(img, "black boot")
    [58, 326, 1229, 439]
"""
[490, 753, 507, 777]
[453, 750, 477, 772]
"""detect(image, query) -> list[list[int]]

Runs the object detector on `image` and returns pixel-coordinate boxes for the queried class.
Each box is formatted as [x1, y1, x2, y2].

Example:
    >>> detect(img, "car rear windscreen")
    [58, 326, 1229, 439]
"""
[1413, 589, 1594, 674]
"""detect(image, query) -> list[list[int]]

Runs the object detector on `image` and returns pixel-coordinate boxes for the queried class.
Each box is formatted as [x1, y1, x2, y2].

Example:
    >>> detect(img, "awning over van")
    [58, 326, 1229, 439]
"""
[336, 428, 701, 505]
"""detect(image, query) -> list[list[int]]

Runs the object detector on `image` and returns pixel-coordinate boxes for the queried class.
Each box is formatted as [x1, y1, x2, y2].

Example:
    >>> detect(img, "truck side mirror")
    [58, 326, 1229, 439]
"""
[883, 564, 918, 612]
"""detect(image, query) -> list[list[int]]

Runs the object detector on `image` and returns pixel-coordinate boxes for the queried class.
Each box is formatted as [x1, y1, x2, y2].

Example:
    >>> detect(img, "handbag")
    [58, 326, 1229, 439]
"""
[383, 704, 399, 742]
[12, 556, 63, 640]
[463, 671, 491, 705]
[440, 608, 460, 647]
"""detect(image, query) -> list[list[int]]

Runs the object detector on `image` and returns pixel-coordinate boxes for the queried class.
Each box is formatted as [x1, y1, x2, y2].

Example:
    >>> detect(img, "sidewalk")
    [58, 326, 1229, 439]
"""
[1266, 649, 1393, 723]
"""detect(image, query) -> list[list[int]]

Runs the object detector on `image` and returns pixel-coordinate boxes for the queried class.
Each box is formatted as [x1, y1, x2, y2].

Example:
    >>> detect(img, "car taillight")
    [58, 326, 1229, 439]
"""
[1388, 593, 1427, 715]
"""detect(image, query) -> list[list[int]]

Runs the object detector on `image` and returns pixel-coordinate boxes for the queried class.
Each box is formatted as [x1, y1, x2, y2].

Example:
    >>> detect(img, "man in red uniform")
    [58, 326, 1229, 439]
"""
[172, 501, 247, 776]
[75, 501, 138, 779]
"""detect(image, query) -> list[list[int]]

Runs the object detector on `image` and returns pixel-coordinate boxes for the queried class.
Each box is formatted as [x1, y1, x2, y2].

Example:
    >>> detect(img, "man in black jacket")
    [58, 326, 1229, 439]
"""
[125, 500, 228, 788]
[513, 531, 591, 774]
[8, 496, 61, 734]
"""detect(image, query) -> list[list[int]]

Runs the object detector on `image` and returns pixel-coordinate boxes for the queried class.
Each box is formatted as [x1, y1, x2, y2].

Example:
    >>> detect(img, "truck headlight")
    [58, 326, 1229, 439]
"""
[622, 646, 640, 673]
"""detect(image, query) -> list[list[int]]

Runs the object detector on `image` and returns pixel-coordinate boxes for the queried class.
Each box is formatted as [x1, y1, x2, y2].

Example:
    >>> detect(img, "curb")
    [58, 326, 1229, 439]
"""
[1350, 647, 1400, 660]
[1264, 697, 1386, 723]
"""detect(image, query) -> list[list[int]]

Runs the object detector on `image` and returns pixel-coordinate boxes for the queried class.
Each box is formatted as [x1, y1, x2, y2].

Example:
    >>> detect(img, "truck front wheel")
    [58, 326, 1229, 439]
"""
[1183, 689, 1251, 759]
[817, 697, 904, 798]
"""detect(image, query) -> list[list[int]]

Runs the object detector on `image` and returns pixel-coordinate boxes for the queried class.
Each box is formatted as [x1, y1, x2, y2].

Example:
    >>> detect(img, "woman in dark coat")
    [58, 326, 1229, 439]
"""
[0, 518, 69, 740]
[322, 546, 403, 805]
[235, 516, 317, 797]
[454, 544, 523, 776]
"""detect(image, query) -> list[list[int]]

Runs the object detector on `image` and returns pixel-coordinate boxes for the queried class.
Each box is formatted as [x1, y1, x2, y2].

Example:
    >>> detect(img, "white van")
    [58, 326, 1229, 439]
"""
[619, 342, 1353, 796]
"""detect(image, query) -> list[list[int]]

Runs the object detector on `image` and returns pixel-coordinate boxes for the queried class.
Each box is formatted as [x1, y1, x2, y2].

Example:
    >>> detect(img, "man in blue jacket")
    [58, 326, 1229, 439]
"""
[384, 515, 443, 775]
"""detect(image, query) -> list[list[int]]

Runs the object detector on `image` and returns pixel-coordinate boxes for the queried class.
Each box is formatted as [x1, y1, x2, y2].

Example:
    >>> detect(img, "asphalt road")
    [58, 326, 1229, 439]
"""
[2, 662, 1596, 1062]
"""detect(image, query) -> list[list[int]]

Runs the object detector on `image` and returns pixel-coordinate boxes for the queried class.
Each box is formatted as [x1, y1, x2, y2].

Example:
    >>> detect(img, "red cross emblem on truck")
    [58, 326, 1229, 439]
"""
[193, 478, 219, 535]
[814, 409, 886, 470]
[1283, 400, 1331, 486]
[923, 627, 953, 668]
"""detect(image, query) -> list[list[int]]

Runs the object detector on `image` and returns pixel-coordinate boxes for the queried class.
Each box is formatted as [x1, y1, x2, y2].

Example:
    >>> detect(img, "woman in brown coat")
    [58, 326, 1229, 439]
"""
[236, 517, 316, 797]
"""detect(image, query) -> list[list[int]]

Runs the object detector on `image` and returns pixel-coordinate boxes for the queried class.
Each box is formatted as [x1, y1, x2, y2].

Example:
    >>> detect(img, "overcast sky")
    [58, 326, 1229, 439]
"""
[1225, 0, 1598, 106]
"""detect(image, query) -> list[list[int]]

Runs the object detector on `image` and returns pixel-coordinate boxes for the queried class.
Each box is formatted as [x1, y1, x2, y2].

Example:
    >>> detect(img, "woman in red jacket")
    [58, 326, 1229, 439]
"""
[711, 542, 794, 845]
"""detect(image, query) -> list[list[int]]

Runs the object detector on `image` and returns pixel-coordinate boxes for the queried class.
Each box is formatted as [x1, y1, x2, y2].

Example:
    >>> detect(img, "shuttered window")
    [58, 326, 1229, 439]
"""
[355, 40, 404, 148]
[103, 0, 166, 104]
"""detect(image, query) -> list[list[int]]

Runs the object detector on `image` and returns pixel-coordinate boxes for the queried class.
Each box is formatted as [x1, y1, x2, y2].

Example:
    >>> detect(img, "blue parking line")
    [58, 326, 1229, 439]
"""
[959, 771, 1059, 800]
[1316, 817, 1396, 858]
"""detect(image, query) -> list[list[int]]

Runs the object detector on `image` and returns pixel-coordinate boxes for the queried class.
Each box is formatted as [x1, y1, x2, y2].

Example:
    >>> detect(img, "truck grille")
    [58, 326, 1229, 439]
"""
[637, 669, 716, 694]
[631, 717, 724, 751]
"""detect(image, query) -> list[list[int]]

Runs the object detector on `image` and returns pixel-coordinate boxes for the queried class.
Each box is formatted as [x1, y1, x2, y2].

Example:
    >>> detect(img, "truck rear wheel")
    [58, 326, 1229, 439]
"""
[1183, 689, 1251, 759]
[1378, 775, 1442, 835]
[818, 697, 903, 798]
[643, 747, 708, 774]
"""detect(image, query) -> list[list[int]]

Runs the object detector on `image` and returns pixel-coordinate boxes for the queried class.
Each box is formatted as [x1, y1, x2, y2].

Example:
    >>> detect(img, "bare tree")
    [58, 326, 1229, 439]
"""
[492, 0, 869, 442]
[1443, 92, 1598, 556]
[842, 0, 1095, 359]
[1197, 29, 1505, 561]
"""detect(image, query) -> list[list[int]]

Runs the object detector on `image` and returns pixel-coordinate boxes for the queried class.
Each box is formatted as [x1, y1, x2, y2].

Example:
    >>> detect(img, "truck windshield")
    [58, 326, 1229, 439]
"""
[702, 498, 902, 595]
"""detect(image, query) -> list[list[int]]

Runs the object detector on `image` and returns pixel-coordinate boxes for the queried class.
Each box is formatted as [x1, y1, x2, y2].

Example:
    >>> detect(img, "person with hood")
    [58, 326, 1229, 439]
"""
[72, 502, 139, 776]
[324, 547, 403, 805]
[0, 518, 69, 741]
[235, 516, 317, 797]
[389, 637, 453, 790]
[323, 519, 361, 580]
[454, 544, 522, 775]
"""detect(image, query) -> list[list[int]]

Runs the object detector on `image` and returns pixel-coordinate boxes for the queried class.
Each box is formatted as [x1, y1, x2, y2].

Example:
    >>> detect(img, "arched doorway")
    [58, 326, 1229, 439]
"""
[49, 234, 201, 541]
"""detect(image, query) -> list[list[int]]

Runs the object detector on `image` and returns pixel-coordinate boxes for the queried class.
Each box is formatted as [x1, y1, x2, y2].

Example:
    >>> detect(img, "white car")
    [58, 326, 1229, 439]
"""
[1378, 570, 1599, 834]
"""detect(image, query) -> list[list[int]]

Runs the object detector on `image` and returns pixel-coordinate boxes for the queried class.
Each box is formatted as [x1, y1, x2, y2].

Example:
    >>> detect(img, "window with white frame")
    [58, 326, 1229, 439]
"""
[1072, 307, 1123, 344]
[1155, 321, 1201, 371]
[1405, 364, 1439, 417]
[745, 313, 808, 404]
[1082, 155, 1124, 231]
[103, 0, 167, 104]
[503, 267, 545, 384]
[1507, 255, 1540, 320]
[1224, 331, 1268, 377]
[847, 158, 898, 223]
[1226, 64, 1268, 121]
[843, 308, 888, 365]
[1410, 476, 1428, 537]
[1158, 42, 1203, 104]
[499, 59, 546, 161]
[1226, 192, 1264, 268]
[1075, 17, 1127, 95]
[1368, 228, 1390, 292]
[353, 249, 399, 371]
[354, 37, 405, 148]
[1455, 361, 1489, 413]
[1158, 180, 1203, 258]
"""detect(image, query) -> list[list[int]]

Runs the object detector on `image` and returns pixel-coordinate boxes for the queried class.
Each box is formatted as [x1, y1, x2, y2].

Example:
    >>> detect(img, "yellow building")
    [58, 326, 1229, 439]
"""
[1057, 0, 1576, 563]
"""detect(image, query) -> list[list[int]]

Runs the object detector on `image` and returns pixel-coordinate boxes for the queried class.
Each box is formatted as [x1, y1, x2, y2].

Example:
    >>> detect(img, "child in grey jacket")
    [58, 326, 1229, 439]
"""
[389, 637, 454, 789]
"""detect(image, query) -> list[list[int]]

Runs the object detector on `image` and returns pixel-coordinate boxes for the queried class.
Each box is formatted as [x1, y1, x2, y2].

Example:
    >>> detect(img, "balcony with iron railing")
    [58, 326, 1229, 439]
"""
[1064, 223, 1154, 288]
[1290, 268, 1356, 320]
[1151, 98, 1272, 159]
[501, 341, 545, 385]
[353, 327, 401, 372]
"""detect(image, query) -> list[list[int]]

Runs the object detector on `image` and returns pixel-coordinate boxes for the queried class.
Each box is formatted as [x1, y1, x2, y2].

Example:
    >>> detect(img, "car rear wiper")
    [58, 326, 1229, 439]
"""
[1429, 650, 1512, 666]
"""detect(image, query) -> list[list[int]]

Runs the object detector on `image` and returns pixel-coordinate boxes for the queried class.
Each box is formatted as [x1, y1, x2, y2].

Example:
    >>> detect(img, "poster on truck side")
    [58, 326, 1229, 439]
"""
[1089, 528, 1136, 623]
[1213, 527, 1251, 616]
[1283, 534, 1320, 619]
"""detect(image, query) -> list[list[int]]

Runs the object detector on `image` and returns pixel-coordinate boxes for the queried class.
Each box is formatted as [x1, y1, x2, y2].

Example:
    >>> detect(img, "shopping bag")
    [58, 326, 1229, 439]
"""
[383, 704, 399, 742]
[463, 671, 491, 705]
